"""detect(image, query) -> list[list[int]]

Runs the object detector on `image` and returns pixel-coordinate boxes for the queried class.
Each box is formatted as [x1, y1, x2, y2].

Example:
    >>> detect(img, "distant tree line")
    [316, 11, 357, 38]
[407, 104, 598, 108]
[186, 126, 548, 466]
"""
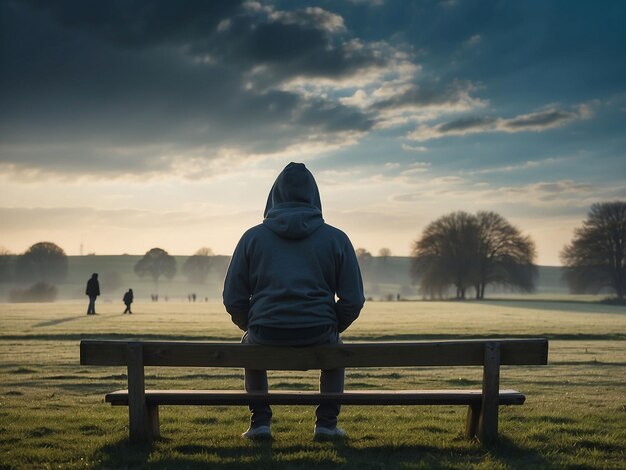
[2, 201, 624, 303]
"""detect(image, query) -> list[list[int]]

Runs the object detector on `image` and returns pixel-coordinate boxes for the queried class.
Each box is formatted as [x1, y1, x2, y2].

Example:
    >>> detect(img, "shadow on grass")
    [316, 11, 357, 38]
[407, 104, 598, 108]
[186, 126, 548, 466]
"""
[96, 438, 154, 469]
[94, 434, 549, 469]
[474, 298, 626, 314]
[33, 315, 85, 328]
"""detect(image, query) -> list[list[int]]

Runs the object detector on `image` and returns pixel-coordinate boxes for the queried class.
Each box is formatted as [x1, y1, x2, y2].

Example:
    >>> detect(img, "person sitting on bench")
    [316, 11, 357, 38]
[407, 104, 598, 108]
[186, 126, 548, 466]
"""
[223, 162, 365, 441]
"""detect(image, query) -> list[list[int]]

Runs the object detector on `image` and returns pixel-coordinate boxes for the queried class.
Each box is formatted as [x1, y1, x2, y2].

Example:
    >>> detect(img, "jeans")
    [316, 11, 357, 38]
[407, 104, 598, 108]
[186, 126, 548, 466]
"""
[242, 330, 344, 429]
[87, 295, 97, 315]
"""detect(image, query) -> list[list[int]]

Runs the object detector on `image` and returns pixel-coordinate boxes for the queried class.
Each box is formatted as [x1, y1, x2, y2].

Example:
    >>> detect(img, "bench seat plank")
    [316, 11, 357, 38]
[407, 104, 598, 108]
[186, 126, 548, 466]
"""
[106, 389, 525, 406]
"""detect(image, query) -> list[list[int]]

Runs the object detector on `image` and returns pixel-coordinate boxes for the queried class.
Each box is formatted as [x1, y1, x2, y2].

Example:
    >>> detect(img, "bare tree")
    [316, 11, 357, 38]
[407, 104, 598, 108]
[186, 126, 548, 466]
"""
[134, 248, 177, 293]
[182, 247, 214, 283]
[411, 212, 479, 299]
[561, 201, 626, 300]
[15, 242, 68, 283]
[412, 211, 537, 300]
[378, 247, 392, 258]
[474, 211, 537, 299]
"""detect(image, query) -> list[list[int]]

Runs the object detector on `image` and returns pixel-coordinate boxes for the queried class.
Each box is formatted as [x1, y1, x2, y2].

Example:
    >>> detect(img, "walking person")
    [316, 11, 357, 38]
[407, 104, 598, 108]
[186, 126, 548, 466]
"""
[223, 162, 365, 441]
[123, 288, 133, 314]
[85, 273, 100, 315]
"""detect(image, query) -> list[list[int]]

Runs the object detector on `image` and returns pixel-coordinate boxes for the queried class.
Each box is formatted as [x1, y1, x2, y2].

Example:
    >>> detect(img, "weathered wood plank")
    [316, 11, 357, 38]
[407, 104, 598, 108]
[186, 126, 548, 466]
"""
[105, 389, 525, 406]
[81, 338, 548, 369]
[127, 343, 152, 443]
[478, 342, 501, 445]
[465, 403, 481, 439]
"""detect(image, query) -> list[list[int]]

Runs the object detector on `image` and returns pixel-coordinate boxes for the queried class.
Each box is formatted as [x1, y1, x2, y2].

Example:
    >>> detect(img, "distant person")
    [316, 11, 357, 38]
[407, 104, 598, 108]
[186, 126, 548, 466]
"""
[123, 289, 134, 314]
[85, 273, 100, 315]
[223, 162, 365, 441]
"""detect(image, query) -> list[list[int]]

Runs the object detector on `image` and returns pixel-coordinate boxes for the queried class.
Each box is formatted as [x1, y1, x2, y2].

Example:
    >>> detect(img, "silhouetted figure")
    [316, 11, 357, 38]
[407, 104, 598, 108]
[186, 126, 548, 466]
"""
[192, 293, 197, 302]
[123, 289, 133, 314]
[224, 162, 365, 440]
[85, 273, 100, 315]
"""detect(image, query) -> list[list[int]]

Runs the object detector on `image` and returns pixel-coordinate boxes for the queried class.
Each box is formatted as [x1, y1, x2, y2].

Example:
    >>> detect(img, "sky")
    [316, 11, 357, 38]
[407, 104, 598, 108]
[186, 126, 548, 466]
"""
[1, 0, 625, 265]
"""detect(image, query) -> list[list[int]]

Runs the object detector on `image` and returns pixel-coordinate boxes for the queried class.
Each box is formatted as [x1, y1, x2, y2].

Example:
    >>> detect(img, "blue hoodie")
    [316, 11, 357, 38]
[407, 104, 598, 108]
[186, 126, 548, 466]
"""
[223, 162, 365, 335]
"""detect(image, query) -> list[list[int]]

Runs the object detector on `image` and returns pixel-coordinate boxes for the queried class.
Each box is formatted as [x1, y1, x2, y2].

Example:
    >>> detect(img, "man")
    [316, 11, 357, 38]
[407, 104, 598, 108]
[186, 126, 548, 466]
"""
[223, 162, 365, 440]
[123, 288, 133, 314]
[85, 273, 100, 315]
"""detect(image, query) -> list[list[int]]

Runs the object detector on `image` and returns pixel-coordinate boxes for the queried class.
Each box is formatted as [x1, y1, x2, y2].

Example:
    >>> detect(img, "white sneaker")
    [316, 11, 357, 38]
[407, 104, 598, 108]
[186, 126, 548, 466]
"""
[242, 425, 272, 440]
[314, 426, 347, 440]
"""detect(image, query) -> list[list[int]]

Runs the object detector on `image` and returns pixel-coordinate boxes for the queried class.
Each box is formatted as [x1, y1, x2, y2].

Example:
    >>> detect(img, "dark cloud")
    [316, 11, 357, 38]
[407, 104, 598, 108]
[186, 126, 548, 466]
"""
[438, 116, 496, 133]
[18, 0, 244, 48]
[503, 110, 577, 130]
[408, 106, 590, 141]
[1, 0, 624, 180]
[371, 81, 481, 113]
[0, 0, 386, 176]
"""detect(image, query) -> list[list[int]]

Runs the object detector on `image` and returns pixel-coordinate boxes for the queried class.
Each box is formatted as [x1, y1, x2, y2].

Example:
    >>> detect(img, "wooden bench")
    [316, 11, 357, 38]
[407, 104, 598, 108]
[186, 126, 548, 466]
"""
[80, 338, 548, 445]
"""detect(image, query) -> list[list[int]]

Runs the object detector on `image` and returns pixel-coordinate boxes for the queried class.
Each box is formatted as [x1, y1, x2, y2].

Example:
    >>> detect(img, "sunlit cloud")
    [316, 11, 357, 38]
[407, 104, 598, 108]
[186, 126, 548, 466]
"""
[463, 158, 565, 175]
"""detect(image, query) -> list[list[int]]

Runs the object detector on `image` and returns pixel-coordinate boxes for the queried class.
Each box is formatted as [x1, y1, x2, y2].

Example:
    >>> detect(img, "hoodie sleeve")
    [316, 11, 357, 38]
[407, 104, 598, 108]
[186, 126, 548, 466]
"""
[222, 235, 251, 331]
[335, 238, 365, 333]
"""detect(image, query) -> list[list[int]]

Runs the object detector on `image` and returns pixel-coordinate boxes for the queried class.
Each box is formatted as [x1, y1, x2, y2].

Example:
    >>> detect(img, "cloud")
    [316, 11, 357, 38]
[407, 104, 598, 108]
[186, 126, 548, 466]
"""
[463, 34, 482, 48]
[338, 74, 488, 130]
[402, 144, 428, 152]
[464, 157, 565, 175]
[0, 1, 393, 178]
[390, 177, 621, 213]
[408, 105, 593, 141]
[0, 0, 498, 179]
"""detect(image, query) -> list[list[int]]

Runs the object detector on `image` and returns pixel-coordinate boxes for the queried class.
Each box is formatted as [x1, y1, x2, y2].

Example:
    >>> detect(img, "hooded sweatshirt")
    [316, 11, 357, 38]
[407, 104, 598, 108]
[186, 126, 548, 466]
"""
[223, 162, 365, 339]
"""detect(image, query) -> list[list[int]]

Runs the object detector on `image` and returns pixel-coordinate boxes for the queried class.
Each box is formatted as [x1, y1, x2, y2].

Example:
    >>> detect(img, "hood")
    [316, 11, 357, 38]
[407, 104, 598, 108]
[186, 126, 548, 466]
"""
[263, 162, 324, 239]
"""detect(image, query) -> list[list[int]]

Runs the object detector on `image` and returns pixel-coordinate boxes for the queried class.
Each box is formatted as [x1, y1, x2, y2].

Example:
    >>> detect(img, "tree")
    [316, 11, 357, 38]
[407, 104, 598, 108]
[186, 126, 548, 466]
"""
[411, 212, 479, 299]
[0, 247, 14, 283]
[473, 211, 537, 299]
[134, 248, 177, 292]
[355, 248, 372, 278]
[560, 201, 626, 300]
[378, 247, 392, 258]
[411, 211, 536, 300]
[15, 242, 68, 283]
[182, 247, 214, 283]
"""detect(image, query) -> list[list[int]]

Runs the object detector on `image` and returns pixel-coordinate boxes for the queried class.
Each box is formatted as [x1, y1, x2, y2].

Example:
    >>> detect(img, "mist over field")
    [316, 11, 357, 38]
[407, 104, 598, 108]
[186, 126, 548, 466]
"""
[0, 254, 573, 303]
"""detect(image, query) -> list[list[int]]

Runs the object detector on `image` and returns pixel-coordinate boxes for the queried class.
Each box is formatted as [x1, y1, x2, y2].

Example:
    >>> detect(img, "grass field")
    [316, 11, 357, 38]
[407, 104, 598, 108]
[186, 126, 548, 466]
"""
[0, 300, 625, 469]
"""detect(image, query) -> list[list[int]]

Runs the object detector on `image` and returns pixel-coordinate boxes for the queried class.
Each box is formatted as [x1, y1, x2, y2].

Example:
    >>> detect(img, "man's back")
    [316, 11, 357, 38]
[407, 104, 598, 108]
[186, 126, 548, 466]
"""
[223, 162, 364, 334]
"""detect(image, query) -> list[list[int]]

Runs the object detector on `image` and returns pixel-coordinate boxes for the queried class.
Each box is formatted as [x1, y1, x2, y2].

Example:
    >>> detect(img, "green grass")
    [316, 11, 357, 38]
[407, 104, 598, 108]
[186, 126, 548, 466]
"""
[1, 300, 625, 468]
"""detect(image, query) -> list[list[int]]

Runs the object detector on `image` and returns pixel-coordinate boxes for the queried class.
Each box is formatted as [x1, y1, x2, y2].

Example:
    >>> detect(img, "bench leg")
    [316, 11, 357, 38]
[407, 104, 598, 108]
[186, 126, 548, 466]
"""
[478, 342, 500, 446]
[465, 403, 481, 439]
[127, 342, 153, 443]
[148, 405, 160, 438]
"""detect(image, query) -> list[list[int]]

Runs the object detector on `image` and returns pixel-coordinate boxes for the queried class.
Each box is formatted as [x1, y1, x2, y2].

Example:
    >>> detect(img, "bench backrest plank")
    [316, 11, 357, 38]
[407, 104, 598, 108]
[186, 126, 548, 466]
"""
[80, 338, 548, 370]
